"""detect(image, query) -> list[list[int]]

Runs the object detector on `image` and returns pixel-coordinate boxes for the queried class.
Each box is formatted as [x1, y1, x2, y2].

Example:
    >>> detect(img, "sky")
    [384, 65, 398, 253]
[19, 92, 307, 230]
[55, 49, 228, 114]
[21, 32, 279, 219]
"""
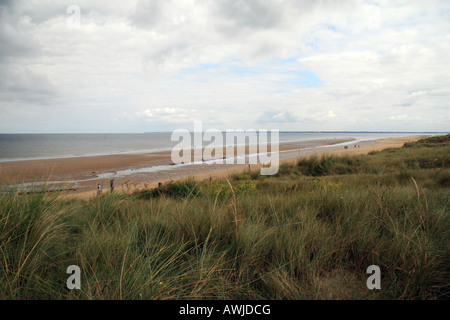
[0, 0, 449, 133]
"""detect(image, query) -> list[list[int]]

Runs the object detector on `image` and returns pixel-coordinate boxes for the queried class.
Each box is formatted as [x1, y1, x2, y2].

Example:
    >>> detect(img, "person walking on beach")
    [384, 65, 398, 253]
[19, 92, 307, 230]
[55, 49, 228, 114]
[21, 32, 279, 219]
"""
[97, 184, 102, 196]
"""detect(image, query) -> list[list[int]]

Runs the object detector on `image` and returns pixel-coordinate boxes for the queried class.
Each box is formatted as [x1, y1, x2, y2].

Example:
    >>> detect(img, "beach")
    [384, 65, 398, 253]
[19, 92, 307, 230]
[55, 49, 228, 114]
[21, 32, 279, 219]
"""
[0, 135, 429, 199]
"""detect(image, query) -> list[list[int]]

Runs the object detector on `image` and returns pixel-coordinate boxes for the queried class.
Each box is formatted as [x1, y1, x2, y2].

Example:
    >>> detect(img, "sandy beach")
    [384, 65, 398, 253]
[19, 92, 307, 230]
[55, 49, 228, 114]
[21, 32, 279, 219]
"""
[0, 135, 429, 199]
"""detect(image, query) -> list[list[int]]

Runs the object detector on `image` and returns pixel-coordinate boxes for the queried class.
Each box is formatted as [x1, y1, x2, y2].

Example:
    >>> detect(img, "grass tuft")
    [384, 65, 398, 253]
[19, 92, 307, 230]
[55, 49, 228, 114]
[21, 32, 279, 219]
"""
[1, 134, 449, 299]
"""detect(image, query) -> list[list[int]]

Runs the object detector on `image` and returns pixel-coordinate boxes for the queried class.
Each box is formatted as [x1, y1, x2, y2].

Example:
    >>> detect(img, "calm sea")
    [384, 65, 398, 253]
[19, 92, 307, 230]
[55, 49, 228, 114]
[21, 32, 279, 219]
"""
[0, 132, 440, 162]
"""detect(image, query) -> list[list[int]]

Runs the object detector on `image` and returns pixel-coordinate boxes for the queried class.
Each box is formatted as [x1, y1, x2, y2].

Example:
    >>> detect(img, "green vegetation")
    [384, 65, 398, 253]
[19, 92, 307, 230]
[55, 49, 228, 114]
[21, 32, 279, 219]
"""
[1, 135, 449, 299]
[135, 179, 200, 199]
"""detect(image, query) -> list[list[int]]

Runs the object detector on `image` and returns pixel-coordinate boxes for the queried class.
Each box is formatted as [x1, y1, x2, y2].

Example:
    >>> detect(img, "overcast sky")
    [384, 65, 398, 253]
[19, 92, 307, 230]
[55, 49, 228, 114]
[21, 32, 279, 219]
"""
[0, 0, 449, 133]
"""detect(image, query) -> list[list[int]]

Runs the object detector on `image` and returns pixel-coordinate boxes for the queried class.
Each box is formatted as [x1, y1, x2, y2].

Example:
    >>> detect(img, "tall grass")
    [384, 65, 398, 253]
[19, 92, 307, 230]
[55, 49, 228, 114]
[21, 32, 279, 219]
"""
[0, 186, 72, 299]
[0, 135, 449, 299]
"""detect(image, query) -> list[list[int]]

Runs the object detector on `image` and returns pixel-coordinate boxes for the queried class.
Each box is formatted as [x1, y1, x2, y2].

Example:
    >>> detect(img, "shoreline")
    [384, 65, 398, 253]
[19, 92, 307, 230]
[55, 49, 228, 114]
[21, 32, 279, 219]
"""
[0, 135, 430, 199]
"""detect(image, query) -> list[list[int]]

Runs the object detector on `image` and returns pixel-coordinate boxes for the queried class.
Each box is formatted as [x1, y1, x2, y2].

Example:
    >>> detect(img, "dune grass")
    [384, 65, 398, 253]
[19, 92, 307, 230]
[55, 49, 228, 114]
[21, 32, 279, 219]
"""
[0, 135, 449, 299]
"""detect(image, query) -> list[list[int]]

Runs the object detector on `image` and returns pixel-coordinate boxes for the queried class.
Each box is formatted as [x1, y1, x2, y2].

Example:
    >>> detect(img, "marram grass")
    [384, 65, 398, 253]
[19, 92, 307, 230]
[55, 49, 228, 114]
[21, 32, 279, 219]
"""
[0, 135, 449, 299]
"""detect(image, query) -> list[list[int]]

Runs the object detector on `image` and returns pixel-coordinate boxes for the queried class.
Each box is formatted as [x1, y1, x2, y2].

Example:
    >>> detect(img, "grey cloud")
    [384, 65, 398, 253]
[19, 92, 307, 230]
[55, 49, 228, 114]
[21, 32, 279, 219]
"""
[130, 0, 204, 32]
[0, 2, 38, 60]
[129, 0, 321, 33]
[131, 0, 357, 66]
[22, 5, 68, 25]
[0, 2, 59, 104]
[211, 0, 344, 33]
[131, 0, 166, 29]
[0, 26, 36, 60]
[0, 0, 13, 10]
[2, 1, 115, 26]
[213, 0, 285, 31]
[0, 0, 64, 25]
[0, 65, 59, 104]
[130, 0, 205, 65]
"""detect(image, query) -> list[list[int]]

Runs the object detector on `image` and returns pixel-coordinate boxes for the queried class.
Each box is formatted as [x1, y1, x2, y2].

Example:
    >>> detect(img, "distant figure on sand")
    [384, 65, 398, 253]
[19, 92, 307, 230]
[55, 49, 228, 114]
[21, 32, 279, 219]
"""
[97, 184, 102, 196]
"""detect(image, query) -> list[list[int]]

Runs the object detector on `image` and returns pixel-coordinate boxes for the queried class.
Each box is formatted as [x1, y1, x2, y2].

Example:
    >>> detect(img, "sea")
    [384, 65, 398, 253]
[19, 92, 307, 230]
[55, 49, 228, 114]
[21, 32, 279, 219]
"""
[0, 132, 444, 162]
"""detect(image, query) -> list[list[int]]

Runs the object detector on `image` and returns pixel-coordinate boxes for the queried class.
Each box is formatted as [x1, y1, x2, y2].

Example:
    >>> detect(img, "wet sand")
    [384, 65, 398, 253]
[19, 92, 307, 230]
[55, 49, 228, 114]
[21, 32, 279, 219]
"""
[0, 135, 428, 199]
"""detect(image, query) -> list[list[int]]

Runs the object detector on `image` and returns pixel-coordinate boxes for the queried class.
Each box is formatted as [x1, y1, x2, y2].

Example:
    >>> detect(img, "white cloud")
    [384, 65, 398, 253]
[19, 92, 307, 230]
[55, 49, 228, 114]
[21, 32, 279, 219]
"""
[0, 0, 449, 132]
[135, 107, 199, 124]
